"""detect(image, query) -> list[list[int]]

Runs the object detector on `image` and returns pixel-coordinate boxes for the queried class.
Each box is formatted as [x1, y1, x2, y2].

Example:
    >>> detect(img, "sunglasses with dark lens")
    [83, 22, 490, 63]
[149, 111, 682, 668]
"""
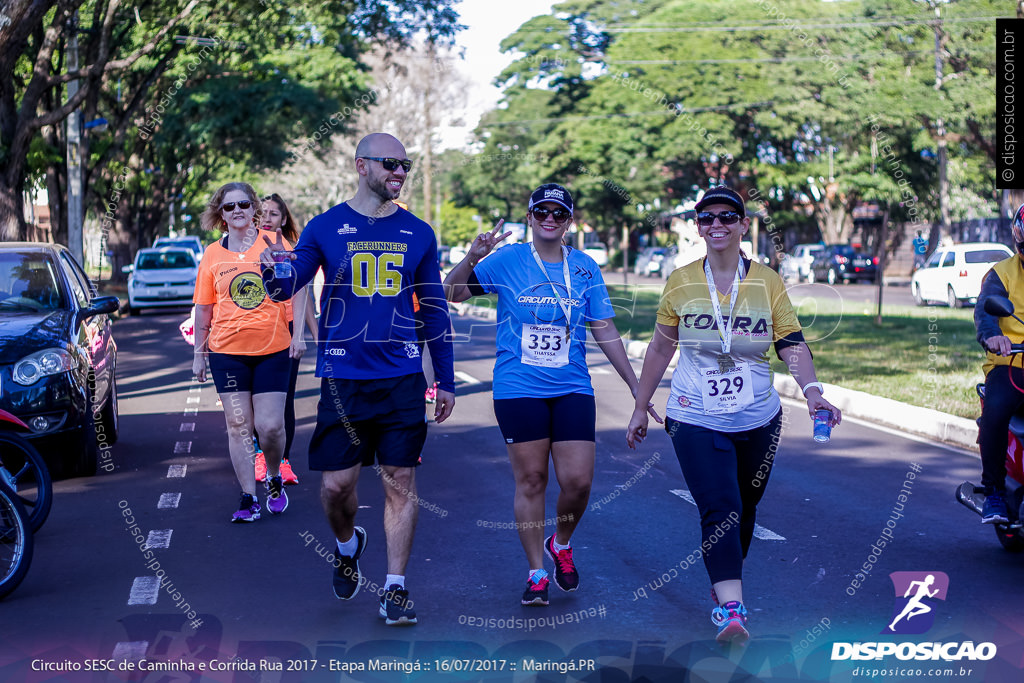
[220, 200, 253, 212]
[359, 156, 413, 172]
[530, 207, 572, 223]
[696, 211, 742, 227]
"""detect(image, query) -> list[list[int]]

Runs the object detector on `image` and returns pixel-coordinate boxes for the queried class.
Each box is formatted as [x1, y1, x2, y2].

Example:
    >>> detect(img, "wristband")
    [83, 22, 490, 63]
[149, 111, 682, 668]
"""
[801, 381, 824, 398]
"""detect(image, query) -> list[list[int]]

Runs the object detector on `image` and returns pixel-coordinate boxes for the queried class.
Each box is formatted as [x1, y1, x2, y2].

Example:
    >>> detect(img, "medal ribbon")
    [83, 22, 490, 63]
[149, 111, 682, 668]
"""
[529, 244, 573, 336]
[703, 257, 744, 355]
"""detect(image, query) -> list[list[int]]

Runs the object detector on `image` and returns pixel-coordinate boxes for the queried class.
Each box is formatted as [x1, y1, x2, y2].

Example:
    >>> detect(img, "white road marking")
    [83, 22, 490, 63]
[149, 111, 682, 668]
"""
[158, 493, 181, 509]
[186, 396, 200, 404]
[189, 385, 201, 393]
[167, 464, 187, 478]
[128, 576, 160, 605]
[183, 407, 197, 416]
[112, 641, 148, 662]
[145, 529, 173, 549]
[174, 441, 191, 454]
[454, 371, 481, 386]
[179, 423, 195, 432]
[670, 489, 786, 541]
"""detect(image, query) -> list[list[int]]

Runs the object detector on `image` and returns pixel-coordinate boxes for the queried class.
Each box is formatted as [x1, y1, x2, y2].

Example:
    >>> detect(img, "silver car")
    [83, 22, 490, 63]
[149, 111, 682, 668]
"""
[780, 243, 825, 283]
[125, 247, 198, 314]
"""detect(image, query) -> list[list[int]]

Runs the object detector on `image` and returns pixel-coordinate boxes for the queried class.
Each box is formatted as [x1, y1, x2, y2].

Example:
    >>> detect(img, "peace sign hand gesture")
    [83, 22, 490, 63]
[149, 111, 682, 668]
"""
[467, 219, 513, 265]
[259, 227, 295, 270]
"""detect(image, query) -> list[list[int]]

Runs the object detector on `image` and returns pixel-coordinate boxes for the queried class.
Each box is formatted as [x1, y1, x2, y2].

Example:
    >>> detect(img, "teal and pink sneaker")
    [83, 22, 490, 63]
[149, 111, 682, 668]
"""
[712, 600, 749, 644]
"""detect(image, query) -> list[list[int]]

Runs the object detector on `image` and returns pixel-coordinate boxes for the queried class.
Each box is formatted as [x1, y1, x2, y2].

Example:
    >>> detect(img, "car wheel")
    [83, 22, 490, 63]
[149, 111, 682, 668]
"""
[827, 268, 837, 285]
[98, 374, 119, 446]
[913, 284, 924, 306]
[947, 286, 960, 309]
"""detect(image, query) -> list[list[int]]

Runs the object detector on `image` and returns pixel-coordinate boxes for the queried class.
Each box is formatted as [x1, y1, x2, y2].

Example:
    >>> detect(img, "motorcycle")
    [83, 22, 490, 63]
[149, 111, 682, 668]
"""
[956, 294, 1024, 552]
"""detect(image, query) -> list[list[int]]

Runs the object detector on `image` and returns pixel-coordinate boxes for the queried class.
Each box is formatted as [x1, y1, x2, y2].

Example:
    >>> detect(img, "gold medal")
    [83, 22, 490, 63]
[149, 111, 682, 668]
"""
[717, 353, 735, 373]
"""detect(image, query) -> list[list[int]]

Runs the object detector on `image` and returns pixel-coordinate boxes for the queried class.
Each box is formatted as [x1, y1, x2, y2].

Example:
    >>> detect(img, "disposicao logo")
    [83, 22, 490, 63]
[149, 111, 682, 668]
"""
[831, 571, 997, 663]
[883, 571, 948, 635]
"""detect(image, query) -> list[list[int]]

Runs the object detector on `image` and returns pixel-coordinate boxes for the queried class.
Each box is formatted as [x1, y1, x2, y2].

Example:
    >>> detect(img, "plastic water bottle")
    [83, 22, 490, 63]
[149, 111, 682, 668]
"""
[813, 409, 833, 443]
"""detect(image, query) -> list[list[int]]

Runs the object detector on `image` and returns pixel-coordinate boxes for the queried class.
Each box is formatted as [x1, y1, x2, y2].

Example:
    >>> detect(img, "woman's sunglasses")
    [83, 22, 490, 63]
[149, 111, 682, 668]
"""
[696, 211, 742, 227]
[359, 156, 413, 172]
[220, 201, 253, 212]
[530, 207, 572, 223]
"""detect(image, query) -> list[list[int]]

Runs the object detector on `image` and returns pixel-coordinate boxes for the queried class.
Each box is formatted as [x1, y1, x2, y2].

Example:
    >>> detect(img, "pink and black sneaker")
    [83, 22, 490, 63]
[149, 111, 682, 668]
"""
[521, 571, 550, 606]
[544, 535, 579, 591]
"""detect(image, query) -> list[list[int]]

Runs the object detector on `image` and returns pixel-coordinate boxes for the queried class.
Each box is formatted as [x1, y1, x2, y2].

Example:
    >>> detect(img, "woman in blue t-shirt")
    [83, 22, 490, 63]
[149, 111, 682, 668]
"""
[445, 183, 660, 607]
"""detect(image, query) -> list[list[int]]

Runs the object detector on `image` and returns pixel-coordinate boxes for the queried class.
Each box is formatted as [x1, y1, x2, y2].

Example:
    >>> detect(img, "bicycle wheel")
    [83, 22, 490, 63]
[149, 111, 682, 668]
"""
[0, 432, 53, 532]
[0, 479, 33, 599]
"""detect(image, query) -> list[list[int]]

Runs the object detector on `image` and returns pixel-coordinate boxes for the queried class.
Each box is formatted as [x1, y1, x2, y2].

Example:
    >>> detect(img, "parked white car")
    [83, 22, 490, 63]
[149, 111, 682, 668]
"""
[584, 242, 609, 267]
[125, 247, 198, 314]
[779, 243, 826, 283]
[911, 242, 1013, 308]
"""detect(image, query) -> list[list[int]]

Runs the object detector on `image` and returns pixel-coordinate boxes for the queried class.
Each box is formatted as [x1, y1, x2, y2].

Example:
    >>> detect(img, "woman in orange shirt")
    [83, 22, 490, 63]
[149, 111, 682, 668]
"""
[192, 182, 294, 522]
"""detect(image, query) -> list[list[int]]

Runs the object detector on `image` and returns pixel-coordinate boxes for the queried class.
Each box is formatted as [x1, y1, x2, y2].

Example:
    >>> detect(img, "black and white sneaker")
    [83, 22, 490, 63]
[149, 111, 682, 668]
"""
[379, 584, 417, 626]
[332, 527, 366, 599]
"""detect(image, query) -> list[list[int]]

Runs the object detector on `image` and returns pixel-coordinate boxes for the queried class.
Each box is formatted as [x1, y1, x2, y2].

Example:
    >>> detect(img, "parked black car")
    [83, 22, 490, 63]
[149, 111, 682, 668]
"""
[0, 243, 119, 477]
[809, 244, 878, 285]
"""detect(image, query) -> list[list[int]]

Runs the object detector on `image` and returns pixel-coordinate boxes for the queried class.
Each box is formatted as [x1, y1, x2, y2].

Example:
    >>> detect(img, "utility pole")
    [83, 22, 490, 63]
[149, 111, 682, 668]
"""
[66, 12, 84, 267]
[933, 2, 950, 244]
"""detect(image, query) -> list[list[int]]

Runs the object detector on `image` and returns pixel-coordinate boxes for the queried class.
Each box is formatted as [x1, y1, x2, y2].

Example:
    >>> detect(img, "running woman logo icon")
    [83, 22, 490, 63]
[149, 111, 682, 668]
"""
[882, 571, 949, 635]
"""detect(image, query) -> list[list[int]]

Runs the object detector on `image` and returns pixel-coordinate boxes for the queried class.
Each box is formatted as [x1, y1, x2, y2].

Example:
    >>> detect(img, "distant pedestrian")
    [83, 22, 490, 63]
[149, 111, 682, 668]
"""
[260, 133, 455, 626]
[445, 183, 659, 608]
[626, 185, 840, 644]
[912, 230, 928, 272]
[192, 182, 292, 523]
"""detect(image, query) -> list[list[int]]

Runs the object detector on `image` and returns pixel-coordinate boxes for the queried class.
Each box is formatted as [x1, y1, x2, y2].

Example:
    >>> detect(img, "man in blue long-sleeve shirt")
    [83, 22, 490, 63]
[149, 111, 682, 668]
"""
[261, 133, 455, 626]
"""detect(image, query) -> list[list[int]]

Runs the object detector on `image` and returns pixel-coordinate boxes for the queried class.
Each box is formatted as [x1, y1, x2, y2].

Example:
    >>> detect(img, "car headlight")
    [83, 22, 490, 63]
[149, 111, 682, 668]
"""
[13, 348, 77, 385]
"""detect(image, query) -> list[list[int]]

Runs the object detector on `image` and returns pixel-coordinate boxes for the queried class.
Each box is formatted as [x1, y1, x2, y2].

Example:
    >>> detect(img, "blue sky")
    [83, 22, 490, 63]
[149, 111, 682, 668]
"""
[441, 0, 555, 149]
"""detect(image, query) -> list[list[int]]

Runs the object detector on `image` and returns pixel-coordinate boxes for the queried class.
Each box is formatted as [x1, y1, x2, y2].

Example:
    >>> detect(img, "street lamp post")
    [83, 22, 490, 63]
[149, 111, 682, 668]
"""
[66, 12, 84, 268]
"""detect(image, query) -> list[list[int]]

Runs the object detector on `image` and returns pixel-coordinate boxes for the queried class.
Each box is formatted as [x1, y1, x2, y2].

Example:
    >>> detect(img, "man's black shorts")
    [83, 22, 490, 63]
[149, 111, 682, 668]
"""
[308, 373, 428, 471]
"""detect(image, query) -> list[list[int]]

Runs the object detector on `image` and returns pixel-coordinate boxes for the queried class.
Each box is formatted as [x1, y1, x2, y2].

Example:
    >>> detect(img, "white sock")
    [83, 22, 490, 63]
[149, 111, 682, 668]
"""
[552, 537, 570, 552]
[386, 574, 405, 589]
[337, 533, 358, 557]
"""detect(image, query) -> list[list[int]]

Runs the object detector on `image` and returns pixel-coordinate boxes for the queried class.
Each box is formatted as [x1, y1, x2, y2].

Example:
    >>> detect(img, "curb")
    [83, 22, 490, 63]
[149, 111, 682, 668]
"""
[451, 303, 979, 452]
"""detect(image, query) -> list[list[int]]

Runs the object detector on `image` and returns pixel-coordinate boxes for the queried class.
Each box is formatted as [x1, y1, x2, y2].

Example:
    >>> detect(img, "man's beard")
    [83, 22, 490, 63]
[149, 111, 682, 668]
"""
[368, 173, 400, 203]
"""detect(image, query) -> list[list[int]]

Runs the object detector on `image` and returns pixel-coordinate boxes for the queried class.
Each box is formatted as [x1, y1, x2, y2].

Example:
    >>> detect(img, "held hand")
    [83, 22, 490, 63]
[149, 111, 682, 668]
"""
[646, 402, 663, 424]
[433, 389, 455, 424]
[468, 219, 513, 263]
[626, 408, 650, 450]
[289, 336, 306, 360]
[259, 227, 295, 270]
[192, 354, 207, 383]
[985, 335, 1013, 356]
[806, 393, 842, 426]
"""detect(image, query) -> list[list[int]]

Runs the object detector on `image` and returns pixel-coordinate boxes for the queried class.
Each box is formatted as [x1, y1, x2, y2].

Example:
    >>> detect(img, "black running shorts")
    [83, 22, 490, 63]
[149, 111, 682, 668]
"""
[208, 348, 291, 395]
[308, 373, 428, 471]
[493, 393, 596, 444]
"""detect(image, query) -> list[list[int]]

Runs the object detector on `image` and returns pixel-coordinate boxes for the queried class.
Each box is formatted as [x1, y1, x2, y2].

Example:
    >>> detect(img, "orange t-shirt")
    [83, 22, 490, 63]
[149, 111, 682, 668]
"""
[193, 230, 293, 355]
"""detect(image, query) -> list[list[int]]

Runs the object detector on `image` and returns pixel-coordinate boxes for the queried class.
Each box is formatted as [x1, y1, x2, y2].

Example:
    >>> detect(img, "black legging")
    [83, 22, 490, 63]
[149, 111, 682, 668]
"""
[666, 410, 784, 584]
[978, 364, 1024, 491]
[284, 355, 299, 460]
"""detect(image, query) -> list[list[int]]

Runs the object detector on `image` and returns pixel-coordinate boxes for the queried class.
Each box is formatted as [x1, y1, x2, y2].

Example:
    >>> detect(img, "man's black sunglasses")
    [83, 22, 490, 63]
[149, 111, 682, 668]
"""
[220, 200, 253, 212]
[696, 211, 742, 227]
[530, 207, 572, 223]
[359, 156, 413, 172]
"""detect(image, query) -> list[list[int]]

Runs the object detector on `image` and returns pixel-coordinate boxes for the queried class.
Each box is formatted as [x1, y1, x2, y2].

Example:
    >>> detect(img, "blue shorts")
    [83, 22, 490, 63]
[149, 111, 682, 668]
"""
[493, 393, 596, 444]
[208, 348, 291, 394]
[308, 373, 428, 471]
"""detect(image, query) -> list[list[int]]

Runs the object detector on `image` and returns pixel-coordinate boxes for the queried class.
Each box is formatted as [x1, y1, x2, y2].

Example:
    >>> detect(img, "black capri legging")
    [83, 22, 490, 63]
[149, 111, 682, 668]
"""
[666, 410, 784, 584]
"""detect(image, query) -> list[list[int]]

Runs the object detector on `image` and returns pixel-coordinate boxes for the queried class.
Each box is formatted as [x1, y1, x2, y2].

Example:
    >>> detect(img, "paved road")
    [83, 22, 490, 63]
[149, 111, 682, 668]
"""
[1, 309, 1020, 682]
